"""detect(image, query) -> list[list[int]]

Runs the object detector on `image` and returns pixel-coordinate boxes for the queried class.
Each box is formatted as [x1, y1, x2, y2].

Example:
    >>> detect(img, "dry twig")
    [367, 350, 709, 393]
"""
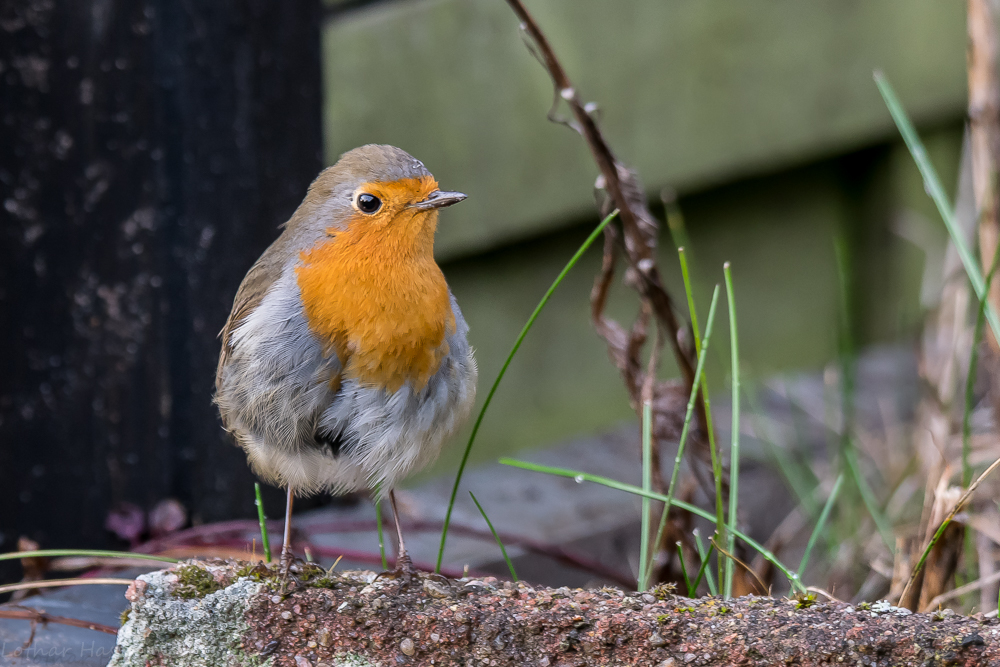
[922, 569, 1000, 612]
[969, 0, 1000, 351]
[0, 577, 134, 596]
[899, 455, 1000, 606]
[710, 536, 767, 595]
[0, 606, 118, 635]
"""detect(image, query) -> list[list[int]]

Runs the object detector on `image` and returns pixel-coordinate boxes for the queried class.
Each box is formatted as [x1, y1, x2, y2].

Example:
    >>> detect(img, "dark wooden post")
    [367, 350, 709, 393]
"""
[0, 0, 323, 566]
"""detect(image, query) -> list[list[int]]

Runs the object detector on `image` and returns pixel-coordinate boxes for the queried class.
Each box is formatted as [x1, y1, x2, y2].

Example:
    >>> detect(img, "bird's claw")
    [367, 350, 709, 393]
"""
[373, 552, 418, 588]
[278, 545, 299, 594]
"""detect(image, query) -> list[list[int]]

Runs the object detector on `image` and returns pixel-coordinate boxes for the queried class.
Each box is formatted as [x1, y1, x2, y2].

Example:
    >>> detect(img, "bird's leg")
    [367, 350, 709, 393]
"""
[279, 486, 294, 575]
[389, 489, 416, 580]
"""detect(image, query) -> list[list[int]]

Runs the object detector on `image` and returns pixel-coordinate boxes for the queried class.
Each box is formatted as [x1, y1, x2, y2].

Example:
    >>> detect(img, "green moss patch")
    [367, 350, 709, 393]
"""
[174, 564, 225, 599]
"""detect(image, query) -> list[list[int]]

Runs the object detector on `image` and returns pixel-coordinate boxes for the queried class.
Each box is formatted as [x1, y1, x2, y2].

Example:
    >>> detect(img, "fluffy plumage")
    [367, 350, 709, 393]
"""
[215, 145, 477, 498]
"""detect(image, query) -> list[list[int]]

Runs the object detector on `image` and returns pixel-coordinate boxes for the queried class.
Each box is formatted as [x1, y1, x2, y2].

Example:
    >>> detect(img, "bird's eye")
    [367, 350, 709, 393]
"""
[356, 193, 381, 214]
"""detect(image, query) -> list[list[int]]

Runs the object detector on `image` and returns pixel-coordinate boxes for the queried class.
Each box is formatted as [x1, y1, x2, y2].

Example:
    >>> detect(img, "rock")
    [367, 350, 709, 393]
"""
[109, 570, 265, 667]
[105, 561, 1000, 666]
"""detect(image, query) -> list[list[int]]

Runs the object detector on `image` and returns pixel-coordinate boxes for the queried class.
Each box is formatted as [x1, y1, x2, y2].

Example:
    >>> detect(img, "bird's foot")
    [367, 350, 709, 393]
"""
[278, 545, 297, 594]
[394, 551, 417, 584]
[375, 551, 419, 588]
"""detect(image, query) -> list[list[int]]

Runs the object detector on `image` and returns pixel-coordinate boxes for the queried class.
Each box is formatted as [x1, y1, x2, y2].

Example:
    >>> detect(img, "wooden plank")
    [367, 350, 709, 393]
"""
[322, 0, 966, 259]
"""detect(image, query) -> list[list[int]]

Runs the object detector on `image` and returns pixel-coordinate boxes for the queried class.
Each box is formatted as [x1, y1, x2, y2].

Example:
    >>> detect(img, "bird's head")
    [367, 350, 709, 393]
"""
[289, 145, 465, 252]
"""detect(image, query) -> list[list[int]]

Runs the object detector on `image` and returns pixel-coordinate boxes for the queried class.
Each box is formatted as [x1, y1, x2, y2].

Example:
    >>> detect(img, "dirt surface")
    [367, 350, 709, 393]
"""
[229, 561, 1000, 666]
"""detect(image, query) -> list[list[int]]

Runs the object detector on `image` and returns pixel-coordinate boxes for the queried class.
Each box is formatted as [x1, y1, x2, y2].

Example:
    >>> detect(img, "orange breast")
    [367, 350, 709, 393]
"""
[295, 201, 456, 394]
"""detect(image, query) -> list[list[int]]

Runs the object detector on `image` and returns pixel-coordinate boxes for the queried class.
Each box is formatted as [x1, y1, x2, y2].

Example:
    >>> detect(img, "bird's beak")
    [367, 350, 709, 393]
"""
[408, 190, 467, 210]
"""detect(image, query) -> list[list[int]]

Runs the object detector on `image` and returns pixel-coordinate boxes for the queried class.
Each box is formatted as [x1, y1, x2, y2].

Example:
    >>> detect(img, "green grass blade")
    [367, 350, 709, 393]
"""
[797, 473, 844, 576]
[879, 69, 996, 582]
[723, 262, 740, 599]
[254, 483, 272, 564]
[676, 542, 694, 597]
[691, 537, 716, 595]
[678, 249, 702, 355]
[375, 498, 387, 571]
[693, 528, 718, 595]
[679, 248, 726, 585]
[0, 550, 178, 563]
[436, 210, 620, 573]
[470, 491, 518, 582]
[500, 458, 806, 592]
[644, 285, 722, 587]
[875, 71, 1000, 343]
[843, 445, 895, 552]
[639, 399, 653, 591]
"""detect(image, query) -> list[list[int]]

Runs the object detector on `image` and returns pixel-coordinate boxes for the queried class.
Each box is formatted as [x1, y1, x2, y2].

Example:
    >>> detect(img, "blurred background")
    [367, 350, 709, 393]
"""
[0, 0, 978, 603]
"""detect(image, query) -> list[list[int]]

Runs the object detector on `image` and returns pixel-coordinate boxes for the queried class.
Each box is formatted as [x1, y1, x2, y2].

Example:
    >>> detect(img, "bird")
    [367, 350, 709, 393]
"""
[215, 144, 478, 574]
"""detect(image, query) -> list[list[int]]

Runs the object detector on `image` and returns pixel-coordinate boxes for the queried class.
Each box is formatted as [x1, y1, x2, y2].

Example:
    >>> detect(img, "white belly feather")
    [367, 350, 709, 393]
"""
[215, 267, 477, 496]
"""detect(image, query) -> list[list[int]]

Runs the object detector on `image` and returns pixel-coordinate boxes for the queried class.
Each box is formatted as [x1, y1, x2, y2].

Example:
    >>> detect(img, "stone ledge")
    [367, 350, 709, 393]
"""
[110, 560, 1000, 666]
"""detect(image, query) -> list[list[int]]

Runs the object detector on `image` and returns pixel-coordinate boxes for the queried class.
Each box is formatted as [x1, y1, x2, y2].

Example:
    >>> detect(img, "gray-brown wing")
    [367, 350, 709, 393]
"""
[215, 241, 287, 391]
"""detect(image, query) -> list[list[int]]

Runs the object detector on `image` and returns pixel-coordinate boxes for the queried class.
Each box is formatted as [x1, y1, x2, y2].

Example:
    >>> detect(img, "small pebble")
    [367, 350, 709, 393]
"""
[649, 632, 666, 647]
[423, 579, 453, 598]
[270, 595, 282, 604]
[685, 653, 696, 663]
[317, 627, 332, 647]
[294, 657, 312, 667]
[281, 611, 293, 620]
[293, 604, 302, 614]
[400, 638, 416, 656]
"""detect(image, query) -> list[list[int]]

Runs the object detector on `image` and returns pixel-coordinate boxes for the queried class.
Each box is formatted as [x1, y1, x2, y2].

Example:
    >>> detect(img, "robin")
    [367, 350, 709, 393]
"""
[215, 144, 478, 573]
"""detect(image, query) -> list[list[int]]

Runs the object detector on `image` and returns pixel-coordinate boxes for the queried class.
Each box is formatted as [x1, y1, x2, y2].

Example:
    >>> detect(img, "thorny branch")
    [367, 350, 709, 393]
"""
[503, 0, 727, 584]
